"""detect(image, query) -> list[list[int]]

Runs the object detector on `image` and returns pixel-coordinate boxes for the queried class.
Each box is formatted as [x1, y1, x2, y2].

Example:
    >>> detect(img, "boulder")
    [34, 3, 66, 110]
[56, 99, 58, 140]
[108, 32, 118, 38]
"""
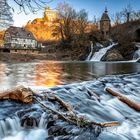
[102, 49, 124, 61]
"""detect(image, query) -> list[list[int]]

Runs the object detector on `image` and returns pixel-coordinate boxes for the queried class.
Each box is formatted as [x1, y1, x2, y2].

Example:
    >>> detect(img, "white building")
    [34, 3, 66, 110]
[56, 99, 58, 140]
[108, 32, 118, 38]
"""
[4, 26, 39, 49]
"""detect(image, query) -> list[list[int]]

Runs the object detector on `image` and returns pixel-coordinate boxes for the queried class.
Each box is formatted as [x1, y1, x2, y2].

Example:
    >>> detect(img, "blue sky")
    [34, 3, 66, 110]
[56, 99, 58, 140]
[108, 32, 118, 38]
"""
[10, 0, 140, 27]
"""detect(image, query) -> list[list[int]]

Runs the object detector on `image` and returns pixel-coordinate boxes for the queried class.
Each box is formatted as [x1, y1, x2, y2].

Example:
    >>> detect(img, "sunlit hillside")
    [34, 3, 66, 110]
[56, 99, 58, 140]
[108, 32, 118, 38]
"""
[25, 7, 97, 42]
[0, 31, 5, 47]
[25, 7, 59, 42]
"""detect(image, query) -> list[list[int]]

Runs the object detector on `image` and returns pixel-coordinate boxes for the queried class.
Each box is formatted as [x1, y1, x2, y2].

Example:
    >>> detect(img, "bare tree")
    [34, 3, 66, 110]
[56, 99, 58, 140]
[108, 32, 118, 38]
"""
[0, 0, 13, 29]
[76, 9, 88, 35]
[112, 3, 140, 25]
[0, 0, 54, 29]
[52, 2, 90, 46]
[121, 3, 134, 23]
[112, 12, 122, 25]
[132, 10, 140, 21]
[11, 0, 54, 14]
[52, 2, 77, 42]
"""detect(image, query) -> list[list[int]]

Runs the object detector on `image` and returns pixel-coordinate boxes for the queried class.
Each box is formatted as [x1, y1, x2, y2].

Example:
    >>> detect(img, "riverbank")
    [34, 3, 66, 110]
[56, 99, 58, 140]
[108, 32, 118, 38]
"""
[0, 52, 61, 62]
[0, 46, 88, 62]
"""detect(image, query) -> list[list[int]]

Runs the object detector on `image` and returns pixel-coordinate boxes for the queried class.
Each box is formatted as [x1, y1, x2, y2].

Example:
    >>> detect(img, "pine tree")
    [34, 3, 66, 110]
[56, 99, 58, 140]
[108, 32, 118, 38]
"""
[0, 0, 13, 29]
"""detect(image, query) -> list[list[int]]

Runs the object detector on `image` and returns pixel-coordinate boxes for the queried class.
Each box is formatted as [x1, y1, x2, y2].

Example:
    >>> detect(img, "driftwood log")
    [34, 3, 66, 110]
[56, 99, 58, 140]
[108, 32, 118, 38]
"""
[0, 86, 33, 103]
[106, 87, 140, 111]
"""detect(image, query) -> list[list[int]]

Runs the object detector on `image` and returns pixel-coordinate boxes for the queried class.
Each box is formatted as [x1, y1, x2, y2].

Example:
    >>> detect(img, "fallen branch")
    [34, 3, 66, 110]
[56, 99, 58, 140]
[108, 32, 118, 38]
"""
[33, 96, 119, 128]
[105, 87, 140, 111]
[85, 87, 100, 102]
[50, 95, 73, 112]
[33, 97, 74, 123]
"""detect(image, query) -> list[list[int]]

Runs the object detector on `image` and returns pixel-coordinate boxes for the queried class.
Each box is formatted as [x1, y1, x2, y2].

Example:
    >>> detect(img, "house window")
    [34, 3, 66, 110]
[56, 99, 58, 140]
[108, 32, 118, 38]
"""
[28, 33, 31, 37]
[24, 44, 26, 48]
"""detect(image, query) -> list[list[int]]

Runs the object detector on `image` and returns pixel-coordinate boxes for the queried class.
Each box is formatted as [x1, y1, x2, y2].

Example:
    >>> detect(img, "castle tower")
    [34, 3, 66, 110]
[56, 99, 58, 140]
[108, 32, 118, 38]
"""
[44, 7, 58, 22]
[100, 7, 111, 39]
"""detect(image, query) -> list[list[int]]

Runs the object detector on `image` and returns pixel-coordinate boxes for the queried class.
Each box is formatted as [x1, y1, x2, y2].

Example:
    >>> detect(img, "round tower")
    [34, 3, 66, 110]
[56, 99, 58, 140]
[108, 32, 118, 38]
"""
[100, 7, 111, 39]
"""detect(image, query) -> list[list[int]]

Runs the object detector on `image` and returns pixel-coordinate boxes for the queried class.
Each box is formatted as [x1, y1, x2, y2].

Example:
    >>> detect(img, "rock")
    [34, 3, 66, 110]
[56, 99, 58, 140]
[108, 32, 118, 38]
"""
[102, 49, 124, 61]
[21, 116, 38, 128]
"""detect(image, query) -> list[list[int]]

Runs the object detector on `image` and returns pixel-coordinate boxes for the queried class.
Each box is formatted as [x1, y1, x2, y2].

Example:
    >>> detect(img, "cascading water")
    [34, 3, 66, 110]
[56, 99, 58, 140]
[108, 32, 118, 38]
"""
[133, 43, 140, 60]
[1, 113, 48, 140]
[0, 116, 21, 139]
[38, 112, 48, 129]
[86, 42, 103, 61]
[90, 43, 116, 61]
[86, 41, 94, 61]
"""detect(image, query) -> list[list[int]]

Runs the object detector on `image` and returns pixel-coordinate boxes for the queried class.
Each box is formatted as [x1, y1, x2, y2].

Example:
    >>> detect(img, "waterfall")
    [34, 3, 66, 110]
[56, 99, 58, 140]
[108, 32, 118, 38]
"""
[86, 42, 104, 61]
[0, 116, 21, 139]
[86, 41, 94, 61]
[38, 112, 48, 129]
[133, 43, 140, 60]
[90, 43, 116, 61]
[1, 113, 48, 140]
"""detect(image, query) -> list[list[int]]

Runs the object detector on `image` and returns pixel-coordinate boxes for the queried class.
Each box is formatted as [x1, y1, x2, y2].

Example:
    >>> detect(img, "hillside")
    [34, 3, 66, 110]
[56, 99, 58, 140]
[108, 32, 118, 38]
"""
[110, 19, 140, 60]
[0, 31, 5, 47]
[25, 19, 58, 42]
[25, 7, 58, 42]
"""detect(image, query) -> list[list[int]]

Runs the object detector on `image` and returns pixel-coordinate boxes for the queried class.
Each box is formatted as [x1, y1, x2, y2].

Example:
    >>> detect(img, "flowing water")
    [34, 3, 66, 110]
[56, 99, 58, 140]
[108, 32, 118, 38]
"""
[0, 61, 140, 140]
[133, 43, 140, 59]
[86, 43, 93, 61]
[90, 44, 115, 61]
[0, 61, 140, 90]
[87, 43, 115, 61]
[87, 42, 140, 62]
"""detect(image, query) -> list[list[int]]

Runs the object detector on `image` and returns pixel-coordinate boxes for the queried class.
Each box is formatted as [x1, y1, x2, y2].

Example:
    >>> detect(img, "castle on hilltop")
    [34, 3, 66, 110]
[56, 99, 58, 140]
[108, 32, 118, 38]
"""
[44, 7, 58, 22]
[26, 7, 59, 41]
[30, 7, 58, 24]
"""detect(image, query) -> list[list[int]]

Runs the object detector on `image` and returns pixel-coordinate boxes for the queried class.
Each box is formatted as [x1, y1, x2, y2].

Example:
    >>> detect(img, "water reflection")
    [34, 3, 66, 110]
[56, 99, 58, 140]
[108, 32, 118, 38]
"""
[0, 61, 140, 90]
[0, 64, 6, 84]
[35, 62, 63, 87]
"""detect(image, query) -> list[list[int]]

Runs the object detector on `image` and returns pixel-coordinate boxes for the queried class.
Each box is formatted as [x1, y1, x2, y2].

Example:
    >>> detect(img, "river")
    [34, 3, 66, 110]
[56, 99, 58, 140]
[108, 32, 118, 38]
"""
[0, 61, 140, 90]
[0, 61, 140, 140]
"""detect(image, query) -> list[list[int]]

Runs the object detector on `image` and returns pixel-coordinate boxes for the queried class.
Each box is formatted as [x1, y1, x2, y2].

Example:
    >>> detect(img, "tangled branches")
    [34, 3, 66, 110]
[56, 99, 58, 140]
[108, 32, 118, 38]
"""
[13, 0, 54, 14]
